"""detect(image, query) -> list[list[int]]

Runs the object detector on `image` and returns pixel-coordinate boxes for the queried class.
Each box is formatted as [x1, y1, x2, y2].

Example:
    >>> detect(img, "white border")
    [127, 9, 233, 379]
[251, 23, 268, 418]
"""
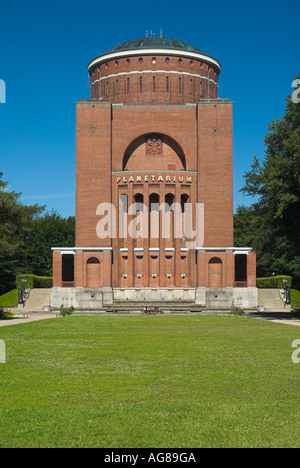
[52, 247, 113, 251]
[91, 69, 218, 87]
[88, 48, 221, 72]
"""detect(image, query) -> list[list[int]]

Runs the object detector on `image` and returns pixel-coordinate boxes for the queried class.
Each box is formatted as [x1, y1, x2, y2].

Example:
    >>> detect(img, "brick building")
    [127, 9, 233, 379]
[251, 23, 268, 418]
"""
[51, 37, 258, 311]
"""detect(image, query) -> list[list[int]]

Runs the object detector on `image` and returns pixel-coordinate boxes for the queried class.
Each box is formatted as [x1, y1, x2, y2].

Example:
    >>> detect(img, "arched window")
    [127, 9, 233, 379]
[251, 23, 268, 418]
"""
[149, 193, 159, 211]
[181, 194, 189, 213]
[87, 257, 100, 264]
[209, 257, 222, 264]
[208, 257, 223, 288]
[134, 193, 144, 212]
[123, 133, 186, 171]
[165, 193, 175, 211]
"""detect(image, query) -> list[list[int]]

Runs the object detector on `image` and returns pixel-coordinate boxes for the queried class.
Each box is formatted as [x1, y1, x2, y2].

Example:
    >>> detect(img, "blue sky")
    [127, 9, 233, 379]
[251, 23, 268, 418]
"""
[0, 0, 299, 217]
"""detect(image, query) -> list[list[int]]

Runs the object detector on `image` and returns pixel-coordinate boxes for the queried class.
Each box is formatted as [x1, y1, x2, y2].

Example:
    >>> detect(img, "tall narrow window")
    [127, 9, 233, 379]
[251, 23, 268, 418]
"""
[127, 77, 130, 93]
[153, 76, 156, 92]
[140, 76, 143, 92]
[116, 79, 118, 95]
[62, 254, 74, 282]
[179, 77, 182, 93]
[166, 76, 169, 92]
[106, 81, 109, 96]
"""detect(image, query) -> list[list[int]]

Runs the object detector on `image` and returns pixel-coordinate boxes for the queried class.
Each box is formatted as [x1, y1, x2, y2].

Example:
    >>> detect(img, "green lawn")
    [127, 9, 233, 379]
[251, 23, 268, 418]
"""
[0, 315, 299, 448]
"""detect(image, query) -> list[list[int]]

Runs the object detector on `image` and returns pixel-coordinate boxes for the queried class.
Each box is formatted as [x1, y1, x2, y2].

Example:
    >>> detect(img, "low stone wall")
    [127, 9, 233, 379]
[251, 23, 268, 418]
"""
[51, 286, 258, 311]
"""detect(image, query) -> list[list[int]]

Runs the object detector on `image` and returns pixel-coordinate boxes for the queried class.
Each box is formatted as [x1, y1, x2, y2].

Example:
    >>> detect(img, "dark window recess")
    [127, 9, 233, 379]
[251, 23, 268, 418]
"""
[140, 77, 143, 92]
[153, 76, 156, 91]
[127, 77, 130, 93]
[179, 77, 182, 93]
[62, 255, 74, 282]
[235, 254, 247, 282]
[166, 76, 169, 92]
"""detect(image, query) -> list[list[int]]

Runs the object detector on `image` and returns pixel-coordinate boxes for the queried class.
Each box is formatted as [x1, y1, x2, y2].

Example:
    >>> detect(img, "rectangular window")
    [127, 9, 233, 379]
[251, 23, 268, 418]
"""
[179, 77, 182, 93]
[127, 77, 130, 93]
[153, 76, 156, 91]
[106, 81, 109, 96]
[116, 79, 118, 94]
[140, 76, 143, 92]
[166, 76, 169, 92]
[62, 254, 74, 282]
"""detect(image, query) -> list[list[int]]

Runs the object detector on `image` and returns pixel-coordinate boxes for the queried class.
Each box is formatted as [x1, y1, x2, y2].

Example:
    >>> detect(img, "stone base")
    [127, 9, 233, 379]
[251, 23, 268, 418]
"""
[51, 286, 258, 311]
[205, 287, 258, 310]
[51, 287, 108, 310]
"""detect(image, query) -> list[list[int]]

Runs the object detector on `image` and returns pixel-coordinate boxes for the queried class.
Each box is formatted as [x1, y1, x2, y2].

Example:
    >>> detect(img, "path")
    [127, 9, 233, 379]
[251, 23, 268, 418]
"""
[0, 314, 54, 328]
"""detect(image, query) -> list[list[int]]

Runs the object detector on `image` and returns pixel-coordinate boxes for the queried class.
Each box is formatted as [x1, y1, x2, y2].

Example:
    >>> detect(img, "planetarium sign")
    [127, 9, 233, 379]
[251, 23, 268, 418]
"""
[116, 174, 193, 184]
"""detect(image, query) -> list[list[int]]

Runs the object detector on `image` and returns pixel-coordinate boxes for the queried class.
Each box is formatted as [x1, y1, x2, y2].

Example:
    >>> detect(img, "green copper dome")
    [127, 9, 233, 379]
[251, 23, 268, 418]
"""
[88, 37, 221, 72]
[105, 37, 204, 55]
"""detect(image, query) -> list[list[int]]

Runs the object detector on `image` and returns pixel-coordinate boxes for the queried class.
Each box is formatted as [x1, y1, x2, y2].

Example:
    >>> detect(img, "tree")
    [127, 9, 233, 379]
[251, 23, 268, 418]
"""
[237, 75, 300, 287]
[0, 173, 44, 294]
[21, 211, 75, 277]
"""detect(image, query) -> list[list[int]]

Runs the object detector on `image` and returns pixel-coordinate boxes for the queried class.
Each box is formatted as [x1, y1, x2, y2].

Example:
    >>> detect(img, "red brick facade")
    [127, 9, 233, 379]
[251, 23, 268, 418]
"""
[52, 37, 256, 300]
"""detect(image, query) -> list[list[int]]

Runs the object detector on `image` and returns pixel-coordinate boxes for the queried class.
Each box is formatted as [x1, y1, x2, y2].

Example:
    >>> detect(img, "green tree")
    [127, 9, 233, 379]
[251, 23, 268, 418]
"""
[237, 75, 300, 287]
[0, 173, 44, 294]
[21, 211, 75, 277]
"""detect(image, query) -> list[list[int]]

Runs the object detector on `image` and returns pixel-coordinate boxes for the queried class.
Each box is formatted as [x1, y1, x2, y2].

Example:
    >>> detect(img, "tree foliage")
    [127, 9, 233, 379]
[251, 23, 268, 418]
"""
[0, 173, 75, 294]
[0, 173, 43, 294]
[21, 211, 75, 277]
[235, 75, 300, 287]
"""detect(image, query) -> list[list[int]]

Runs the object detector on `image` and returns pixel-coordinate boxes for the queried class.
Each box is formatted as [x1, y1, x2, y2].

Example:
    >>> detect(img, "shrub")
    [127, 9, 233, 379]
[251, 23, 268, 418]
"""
[0, 307, 15, 320]
[59, 305, 75, 317]
[256, 275, 292, 289]
[0, 289, 19, 308]
[291, 289, 300, 309]
[16, 274, 53, 291]
[231, 303, 245, 316]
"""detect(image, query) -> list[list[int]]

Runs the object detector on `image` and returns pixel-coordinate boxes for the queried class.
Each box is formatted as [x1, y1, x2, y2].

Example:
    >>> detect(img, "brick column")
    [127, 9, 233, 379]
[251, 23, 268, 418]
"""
[53, 251, 62, 287]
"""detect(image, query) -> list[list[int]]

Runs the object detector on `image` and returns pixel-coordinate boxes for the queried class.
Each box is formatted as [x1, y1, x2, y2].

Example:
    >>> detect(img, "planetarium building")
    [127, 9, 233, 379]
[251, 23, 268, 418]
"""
[51, 37, 258, 312]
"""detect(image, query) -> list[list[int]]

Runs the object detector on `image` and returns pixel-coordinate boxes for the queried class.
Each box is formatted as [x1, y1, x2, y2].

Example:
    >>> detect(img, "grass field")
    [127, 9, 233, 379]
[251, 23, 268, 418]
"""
[0, 315, 300, 448]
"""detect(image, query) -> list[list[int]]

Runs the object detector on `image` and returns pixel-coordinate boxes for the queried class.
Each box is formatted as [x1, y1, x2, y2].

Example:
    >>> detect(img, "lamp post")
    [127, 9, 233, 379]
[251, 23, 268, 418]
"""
[18, 279, 27, 305]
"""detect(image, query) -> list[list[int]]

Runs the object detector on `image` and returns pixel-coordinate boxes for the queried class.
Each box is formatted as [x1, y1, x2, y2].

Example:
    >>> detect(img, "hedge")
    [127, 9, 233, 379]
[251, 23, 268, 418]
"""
[0, 289, 19, 308]
[16, 274, 53, 290]
[256, 275, 292, 289]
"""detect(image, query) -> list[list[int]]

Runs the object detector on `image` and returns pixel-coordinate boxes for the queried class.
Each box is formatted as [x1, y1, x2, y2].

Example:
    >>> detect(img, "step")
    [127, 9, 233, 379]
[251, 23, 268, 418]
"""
[23, 289, 51, 312]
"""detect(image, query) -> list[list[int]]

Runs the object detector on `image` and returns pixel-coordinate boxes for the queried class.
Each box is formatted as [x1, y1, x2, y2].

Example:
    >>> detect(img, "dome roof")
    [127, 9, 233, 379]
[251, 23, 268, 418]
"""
[105, 37, 204, 55]
[88, 37, 221, 72]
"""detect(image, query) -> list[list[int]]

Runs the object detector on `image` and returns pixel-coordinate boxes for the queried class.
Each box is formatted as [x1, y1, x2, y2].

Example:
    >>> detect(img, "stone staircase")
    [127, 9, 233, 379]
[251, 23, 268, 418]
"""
[23, 289, 51, 313]
[258, 289, 288, 312]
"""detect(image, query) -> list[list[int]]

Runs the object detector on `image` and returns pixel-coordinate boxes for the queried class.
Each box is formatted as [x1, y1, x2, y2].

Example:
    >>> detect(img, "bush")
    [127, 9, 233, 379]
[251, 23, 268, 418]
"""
[0, 307, 15, 320]
[291, 309, 300, 319]
[291, 289, 300, 309]
[231, 303, 245, 316]
[16, 274, 53, 291]
[59, 305, 75, 317]
[256, 275, 292, 289]
[0, 289, 19, 308]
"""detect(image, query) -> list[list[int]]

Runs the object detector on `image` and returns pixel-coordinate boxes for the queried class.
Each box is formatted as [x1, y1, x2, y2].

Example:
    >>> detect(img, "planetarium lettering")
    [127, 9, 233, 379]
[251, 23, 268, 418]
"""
[117, 175, 193, 184]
